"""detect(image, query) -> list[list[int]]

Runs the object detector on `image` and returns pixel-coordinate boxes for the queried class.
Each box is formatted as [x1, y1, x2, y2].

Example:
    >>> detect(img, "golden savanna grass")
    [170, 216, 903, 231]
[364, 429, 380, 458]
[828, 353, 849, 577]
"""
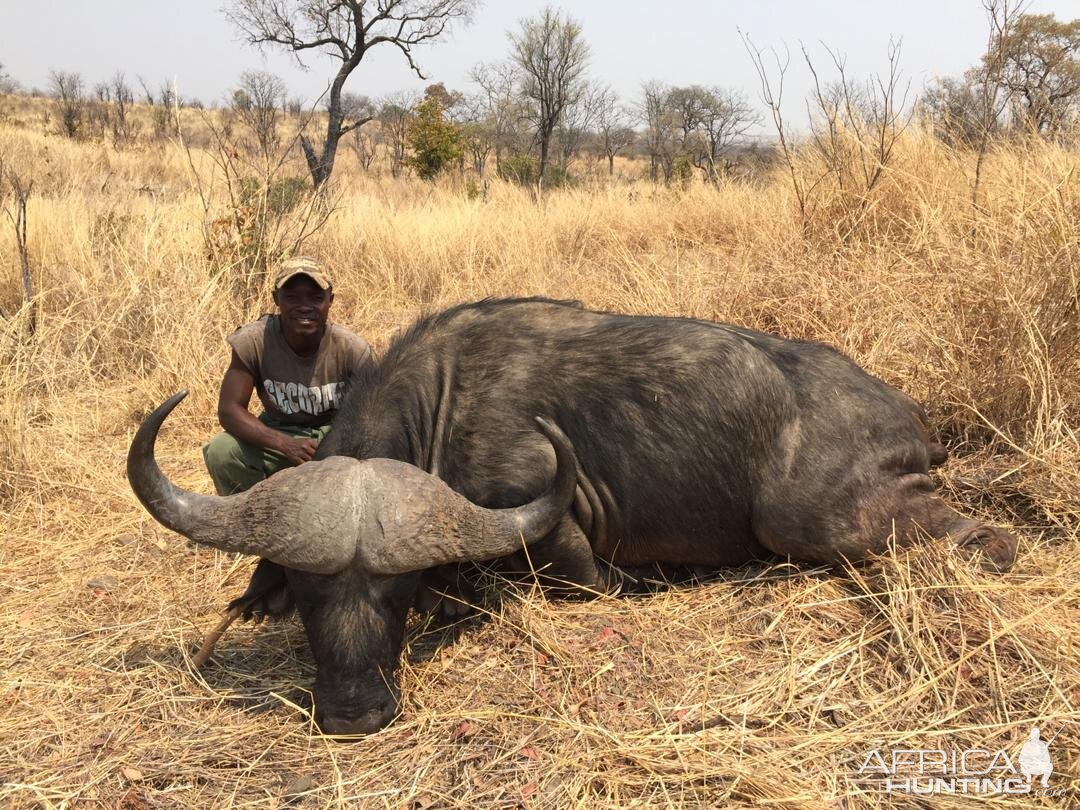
[0, 96, 1078, 807]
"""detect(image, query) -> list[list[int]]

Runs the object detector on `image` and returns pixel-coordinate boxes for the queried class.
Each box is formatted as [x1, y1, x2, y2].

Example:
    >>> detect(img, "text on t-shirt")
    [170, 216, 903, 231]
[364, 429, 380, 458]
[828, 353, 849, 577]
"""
[262, 379, 345, 416]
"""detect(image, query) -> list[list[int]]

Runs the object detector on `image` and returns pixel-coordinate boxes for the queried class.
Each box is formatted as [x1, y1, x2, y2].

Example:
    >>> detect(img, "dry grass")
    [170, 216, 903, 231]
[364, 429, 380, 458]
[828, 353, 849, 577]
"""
[0, 98, 1078, 807]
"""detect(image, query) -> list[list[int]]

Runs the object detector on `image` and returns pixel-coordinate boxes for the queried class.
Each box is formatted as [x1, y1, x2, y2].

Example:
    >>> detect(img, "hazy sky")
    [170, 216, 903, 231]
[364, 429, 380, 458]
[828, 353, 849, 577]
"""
[2, 1, 1076, 122]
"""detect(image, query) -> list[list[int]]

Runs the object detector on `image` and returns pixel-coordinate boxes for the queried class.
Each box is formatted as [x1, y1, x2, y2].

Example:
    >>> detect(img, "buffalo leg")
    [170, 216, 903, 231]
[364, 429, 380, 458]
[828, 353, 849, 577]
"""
[945, 514, 1018, 571]
[879, 487, 1017, 571]
[415, 564, 479, 620]
[227, 558, 295, 621]
[195, 559, 293, 664]
[505, 515, 619, 596]
[754, 472, 1017, 571]
[418, 517, 615, 618]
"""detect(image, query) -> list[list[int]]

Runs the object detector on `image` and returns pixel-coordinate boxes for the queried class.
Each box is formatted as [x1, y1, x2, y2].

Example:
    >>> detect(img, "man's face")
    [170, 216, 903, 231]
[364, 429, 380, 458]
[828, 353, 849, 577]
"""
[273, 274, 333, 342]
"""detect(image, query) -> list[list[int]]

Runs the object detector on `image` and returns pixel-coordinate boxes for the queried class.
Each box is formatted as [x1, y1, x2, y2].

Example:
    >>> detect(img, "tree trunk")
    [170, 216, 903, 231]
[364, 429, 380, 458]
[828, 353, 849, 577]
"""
[537, 130, 550, 195]
[300, 134, 330, 188]
[705, 154, 719, 188]
[608, 153, 614, 176]
[300, 55, 359, 189]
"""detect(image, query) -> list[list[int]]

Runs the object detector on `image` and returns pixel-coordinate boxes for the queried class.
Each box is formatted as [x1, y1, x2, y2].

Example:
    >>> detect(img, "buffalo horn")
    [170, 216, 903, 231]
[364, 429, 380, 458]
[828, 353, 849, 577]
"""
[127, 392, 578, 575]
[353, 416, 578, 574]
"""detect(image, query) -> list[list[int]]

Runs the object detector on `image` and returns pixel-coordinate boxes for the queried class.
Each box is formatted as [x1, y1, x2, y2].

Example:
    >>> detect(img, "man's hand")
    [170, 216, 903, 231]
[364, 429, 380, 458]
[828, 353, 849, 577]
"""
[277, 435, 318, 466]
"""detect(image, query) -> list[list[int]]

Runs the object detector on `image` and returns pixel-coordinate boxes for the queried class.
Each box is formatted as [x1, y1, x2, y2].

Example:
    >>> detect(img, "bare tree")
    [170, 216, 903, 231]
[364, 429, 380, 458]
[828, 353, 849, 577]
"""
[340, 92, 377, 128]
[226, 0, 477, 188]
[89, 81, 112, 139]
[662, 84, 758, 183]
[138, 77, 180, 138]
[745, 32, 912, 237]
[350, 120, 379, 171]
[339, 92, 376, 170]
[0, 63, 20, 94]
[509, 6, 590, 191]
[461, 64, 531, 186]
[109, 71, 136, 143]
[971, 0, 1025, 206]
[993, 12, 1080, 134]
[694, 87, 759, 183]
[378, 90, 418, 178]
[49, 71, 85, 138]
[470, 60, 523, 174]
[554, 81, 602, 171]
[137, 76, 154, 106]
[176, 102, 336, 299]
[667, 85, 711, 148]
[1, 162, 36, 332]
[920, 75, 986, 147]
[456, 94, 494, 178]
[232, 70, 287, 159]
[803, 40, 911, 202]
[743, 35, 826, 232]
[592, 86, 634, 176]
[916, 4, 1034, 206]
[639, 80, 676, 182]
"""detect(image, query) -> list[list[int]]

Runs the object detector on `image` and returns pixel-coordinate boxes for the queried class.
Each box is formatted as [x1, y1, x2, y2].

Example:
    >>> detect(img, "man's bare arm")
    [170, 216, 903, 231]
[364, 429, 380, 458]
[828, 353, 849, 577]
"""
[218, 351, 317, 466]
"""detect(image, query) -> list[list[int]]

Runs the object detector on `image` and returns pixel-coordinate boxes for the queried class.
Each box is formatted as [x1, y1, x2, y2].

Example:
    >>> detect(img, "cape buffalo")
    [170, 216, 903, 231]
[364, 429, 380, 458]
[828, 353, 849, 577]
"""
[128, 297, 1016, 735]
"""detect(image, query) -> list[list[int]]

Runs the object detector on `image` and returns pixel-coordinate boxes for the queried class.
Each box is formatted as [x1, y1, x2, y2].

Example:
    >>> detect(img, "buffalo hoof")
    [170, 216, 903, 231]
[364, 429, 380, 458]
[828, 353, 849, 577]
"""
[952, 523, 1018, 572]
[417, 587, 475, 622]
[317, 703, 398, 738]
[228, 560, 295, 622]
[228, 587, 295, 623]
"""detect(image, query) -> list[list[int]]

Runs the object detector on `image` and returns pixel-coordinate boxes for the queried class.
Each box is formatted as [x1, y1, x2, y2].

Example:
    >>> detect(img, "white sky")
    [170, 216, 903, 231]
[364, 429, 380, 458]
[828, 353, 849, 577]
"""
[2, 1, 1076, 124]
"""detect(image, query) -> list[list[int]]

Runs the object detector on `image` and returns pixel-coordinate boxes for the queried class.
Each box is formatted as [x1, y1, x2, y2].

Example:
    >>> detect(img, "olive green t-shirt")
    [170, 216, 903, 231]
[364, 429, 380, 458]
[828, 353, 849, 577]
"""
[226, 314, 372, 428]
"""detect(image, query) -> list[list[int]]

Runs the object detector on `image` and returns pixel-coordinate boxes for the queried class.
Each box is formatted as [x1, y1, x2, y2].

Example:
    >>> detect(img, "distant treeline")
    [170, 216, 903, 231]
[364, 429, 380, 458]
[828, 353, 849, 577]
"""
[1, 3, 1076, 189]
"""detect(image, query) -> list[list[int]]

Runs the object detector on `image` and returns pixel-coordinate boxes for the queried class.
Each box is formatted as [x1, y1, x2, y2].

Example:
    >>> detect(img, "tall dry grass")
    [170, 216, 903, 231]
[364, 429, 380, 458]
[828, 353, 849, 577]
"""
[0, 102, 1077, 807]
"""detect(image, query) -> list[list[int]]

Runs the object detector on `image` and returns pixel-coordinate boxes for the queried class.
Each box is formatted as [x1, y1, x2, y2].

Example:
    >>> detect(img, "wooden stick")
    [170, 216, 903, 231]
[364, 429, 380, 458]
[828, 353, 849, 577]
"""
[192, 604, 246, 668]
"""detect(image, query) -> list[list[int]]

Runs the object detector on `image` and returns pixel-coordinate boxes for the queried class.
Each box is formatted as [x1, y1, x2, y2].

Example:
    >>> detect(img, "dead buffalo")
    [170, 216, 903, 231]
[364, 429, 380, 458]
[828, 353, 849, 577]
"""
[128, 297, 1016, 735]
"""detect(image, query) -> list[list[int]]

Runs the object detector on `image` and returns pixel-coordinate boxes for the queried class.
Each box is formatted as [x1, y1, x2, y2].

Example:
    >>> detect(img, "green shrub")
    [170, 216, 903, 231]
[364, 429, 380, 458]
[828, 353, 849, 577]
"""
[407, 96, 464, 181]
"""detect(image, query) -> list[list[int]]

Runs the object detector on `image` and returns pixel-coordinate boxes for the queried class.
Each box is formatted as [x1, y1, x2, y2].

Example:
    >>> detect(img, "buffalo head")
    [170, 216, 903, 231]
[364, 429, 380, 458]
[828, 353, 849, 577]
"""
[127, 391, 578, 735]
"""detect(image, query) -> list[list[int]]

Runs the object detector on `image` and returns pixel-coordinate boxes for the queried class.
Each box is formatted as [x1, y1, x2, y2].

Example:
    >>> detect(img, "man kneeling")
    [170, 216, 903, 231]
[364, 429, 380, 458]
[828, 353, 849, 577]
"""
[203, 256, 372, 495]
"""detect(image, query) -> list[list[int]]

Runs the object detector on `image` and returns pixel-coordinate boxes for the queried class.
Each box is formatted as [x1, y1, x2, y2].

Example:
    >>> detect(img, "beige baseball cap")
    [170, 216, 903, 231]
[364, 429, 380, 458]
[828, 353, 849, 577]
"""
[273, 256, 333, 290]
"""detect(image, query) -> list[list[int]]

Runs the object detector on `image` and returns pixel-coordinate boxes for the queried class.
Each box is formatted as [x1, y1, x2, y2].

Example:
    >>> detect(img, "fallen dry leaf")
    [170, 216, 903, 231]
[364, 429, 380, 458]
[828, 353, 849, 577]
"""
[595, 626, 619, 643]
[449, 720, 477, 741]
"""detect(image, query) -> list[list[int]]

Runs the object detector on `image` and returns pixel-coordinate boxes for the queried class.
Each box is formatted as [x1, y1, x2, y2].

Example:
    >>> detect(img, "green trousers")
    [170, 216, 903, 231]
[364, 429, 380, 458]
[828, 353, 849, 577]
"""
[202, 415, 331, 496]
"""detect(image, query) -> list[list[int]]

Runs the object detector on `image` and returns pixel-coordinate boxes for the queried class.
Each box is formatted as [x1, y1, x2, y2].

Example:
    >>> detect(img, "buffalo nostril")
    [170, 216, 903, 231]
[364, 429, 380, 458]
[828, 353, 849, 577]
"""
[317, 704, 397, 738]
